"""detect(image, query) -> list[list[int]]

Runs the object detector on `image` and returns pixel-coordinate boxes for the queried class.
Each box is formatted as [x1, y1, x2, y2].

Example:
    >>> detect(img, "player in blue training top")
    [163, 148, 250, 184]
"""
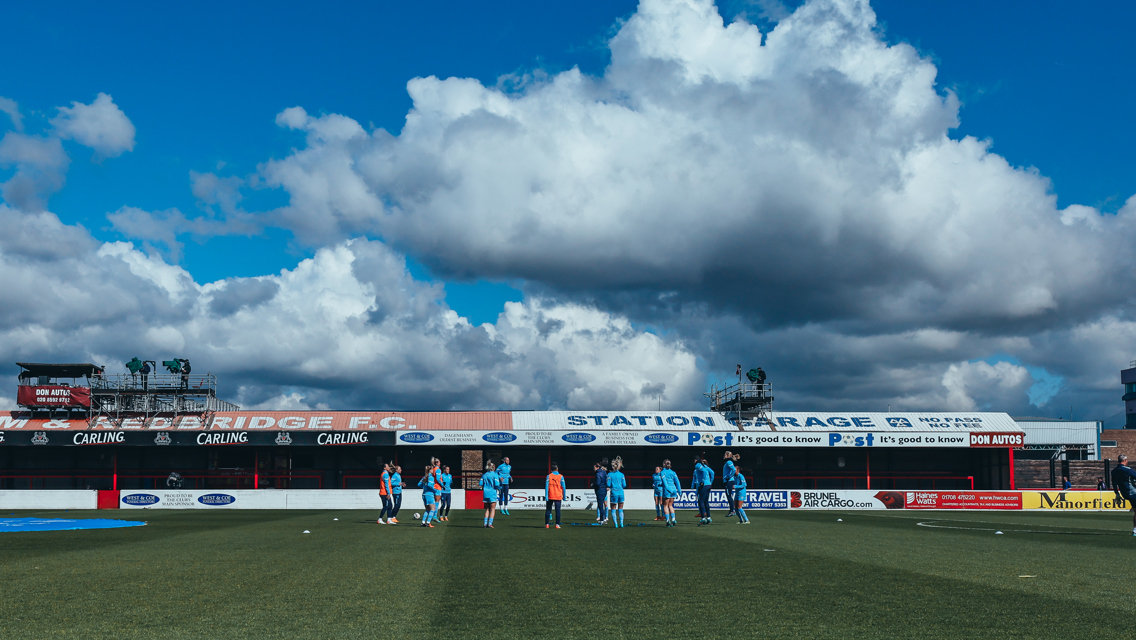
[732, 466, 750, 524]
[417, 464, 437, 528]
[722, 451, 737, 517]
[607, 457, 628, 528]
[692, 456, 715, 525]
[652, 466, 664, 520]
[593, 462, 609, 523]
[660, 459, 681, 527]
[480, 461, 502, 528]
[389, 465, 404, 524]
[497, 457, 513, 515]
[429, 458, 446, 523]
[378, 462, 393, 525]
[439, 465, 453, 522]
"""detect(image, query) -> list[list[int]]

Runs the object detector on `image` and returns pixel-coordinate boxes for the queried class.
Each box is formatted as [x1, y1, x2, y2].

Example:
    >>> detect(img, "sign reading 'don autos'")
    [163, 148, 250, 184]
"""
[16, 385, 91, 408]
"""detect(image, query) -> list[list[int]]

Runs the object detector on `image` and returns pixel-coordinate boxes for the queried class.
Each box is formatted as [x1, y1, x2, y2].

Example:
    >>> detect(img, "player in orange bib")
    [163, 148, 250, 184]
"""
[545, 463, 566, 529]
[377, 463, 393, 524]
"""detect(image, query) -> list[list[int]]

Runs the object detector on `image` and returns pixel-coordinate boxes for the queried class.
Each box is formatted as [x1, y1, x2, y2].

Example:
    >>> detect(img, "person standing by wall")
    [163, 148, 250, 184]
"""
[545, 463, 566, 529]
[722, 451, 737, 517]
[496, 456, 513, 515]
[592, 462, 609, 524]
[733, 466, 751, 525]
[693, 456, 714, 525]
[377, 463, 393, 524]
[1111, 454, 1136, 536]
[439, 465, 453, 522]
[418, 464, 438, 528]
[389, 465, 404, 524]
[607, 457, 628, 528]
[660, 459, 681, 527]
[481, 461, 501, 528]
[652, 466, 664, 521]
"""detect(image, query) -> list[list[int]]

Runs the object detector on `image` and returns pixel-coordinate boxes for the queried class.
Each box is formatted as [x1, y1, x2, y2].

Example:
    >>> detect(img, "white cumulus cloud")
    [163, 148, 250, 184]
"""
[51, 93, 136, 158]
[0, 203, 701, 410]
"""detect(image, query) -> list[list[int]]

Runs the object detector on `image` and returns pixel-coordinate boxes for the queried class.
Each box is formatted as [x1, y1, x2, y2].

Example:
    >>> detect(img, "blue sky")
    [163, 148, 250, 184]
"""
[4, 0, 1131, 323]
[2, 0, 1134, 417]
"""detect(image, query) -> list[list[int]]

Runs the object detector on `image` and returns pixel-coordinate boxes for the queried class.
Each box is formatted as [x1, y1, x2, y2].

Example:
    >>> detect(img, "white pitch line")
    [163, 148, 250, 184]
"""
[916, 521, 1117, 535]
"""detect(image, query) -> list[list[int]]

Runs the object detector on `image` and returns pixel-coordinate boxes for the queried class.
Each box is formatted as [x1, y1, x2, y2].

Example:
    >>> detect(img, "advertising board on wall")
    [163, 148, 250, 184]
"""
[0, 411, 1025, 440]
[15, 385, 91, 408]
[5, 489, 1127, 511]
[1022, 491, 1129, 510]
[394, 430, 996, 448]
[118, 490, 390, 510]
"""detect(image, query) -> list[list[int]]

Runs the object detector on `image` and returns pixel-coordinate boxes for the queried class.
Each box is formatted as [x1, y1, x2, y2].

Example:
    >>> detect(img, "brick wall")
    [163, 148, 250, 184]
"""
[1101, 429, 1136, 463]
[1014, 460, 1052, 488]
[1014, 459, 1112, 488]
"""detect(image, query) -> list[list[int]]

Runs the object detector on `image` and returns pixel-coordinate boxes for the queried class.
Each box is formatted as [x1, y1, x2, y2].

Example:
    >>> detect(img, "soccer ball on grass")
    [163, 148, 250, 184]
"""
[413, 512, 421, 520]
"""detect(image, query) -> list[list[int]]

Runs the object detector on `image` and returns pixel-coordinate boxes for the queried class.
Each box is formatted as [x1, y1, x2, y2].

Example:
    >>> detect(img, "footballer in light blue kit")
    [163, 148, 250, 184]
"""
[692, 457, 715, 525]
[439, 466, 453, 522]
[733, 467, 750, 524]
[722, 452, 737, 517]
[497, 457, 513, 515]
[389, 466, 404, 523]
[607, 457, 628, 528]
[652, 466, 664, 520]
[480, 462, 502, 528]
[660, 459, 681, 527]
[417, 465, 437, 527]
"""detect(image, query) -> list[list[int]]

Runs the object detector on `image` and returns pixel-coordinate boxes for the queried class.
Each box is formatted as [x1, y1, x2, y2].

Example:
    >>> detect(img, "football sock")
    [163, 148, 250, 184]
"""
[738, 508, 748, 523]
[655, 505, 662, 517]
[619, 509, 625, 527]
[483, 517, 488, 526]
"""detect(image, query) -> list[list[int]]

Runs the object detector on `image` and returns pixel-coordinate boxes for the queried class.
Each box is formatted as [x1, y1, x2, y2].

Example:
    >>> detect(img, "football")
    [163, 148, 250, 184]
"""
[413, 512, 421, 520]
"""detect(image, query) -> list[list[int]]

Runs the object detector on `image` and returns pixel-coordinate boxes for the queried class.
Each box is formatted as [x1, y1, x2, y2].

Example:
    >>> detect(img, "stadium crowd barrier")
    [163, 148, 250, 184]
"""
[0, 489, 1129, 511]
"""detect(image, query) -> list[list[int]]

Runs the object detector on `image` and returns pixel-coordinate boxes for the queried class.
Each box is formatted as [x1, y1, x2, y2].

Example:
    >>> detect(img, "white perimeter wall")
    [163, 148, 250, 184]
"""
[0, 490, 97, 509]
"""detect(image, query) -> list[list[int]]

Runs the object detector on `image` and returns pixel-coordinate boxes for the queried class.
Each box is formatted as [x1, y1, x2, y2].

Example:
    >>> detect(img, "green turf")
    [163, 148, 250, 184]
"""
[1, 508, 1133, 639]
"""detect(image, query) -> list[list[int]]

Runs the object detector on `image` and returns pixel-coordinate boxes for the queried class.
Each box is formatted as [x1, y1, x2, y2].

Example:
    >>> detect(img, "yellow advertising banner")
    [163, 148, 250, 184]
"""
[1022, 491, 1130, 510]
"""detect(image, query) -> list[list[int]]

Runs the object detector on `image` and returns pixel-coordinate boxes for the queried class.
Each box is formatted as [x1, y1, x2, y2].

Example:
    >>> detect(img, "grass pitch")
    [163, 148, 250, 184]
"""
[2, 508, 1133, 639]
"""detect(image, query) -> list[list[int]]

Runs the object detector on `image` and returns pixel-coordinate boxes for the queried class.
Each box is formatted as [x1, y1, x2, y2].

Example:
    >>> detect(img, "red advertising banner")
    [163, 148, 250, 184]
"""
[968, 432, 1024, 447]
[16, 385, 91, 408]
[904, 491, 1021, 510]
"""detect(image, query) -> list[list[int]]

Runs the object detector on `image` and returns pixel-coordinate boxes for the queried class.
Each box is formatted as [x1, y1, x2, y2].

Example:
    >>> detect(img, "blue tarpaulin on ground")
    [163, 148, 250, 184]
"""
[0, 517, 146, 532]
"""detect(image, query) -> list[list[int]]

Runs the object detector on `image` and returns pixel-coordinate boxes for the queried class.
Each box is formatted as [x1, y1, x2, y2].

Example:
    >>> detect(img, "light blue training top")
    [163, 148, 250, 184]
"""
[692, 463, 714, 489]
[480, 470, 501, 492]
[733, 472, 747, 493]
[607, 470, 627, 493]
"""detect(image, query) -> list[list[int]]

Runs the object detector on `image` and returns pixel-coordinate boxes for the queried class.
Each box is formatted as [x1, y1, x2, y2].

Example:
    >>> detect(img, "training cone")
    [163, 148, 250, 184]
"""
[302, 530, 311, 534]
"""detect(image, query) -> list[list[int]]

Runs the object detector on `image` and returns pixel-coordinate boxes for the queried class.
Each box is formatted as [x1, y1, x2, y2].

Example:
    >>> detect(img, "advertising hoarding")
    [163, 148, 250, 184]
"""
[16, 386, 91, 408]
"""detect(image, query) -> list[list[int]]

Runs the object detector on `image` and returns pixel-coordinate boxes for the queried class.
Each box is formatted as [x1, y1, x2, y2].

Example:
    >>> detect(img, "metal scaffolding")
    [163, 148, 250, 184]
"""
[706, 381, 774, 430]
[87, 373, 239, 428]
